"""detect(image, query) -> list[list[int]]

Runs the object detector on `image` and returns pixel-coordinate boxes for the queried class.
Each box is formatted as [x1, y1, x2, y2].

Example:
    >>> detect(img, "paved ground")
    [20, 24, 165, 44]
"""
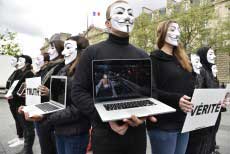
[0, 97, 229, 154]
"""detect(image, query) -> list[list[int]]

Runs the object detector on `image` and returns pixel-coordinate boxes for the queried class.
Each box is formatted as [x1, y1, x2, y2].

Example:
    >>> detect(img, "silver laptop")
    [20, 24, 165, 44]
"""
[23, 76, 67, 117]
[92, 59, 176, 122]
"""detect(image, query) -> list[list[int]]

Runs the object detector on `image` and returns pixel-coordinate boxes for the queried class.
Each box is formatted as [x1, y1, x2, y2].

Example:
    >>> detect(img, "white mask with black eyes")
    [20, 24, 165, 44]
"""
[33, 55, 44, 73]
[207, 48, 216, 64]
[10, 57, 18, 68]
[110, 2, 134, 33]
[48, 44, 59, 60]
[165, 23, 181, 46]
[17, 57, 26, 69]
[211, 65, 218, 77]
[191, 54, 202, 74]
[62, 40, 78, 65]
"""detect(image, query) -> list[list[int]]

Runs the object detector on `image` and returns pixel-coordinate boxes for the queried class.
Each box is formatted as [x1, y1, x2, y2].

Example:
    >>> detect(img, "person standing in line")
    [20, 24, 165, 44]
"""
[71, 1, 157, 154]
[6, 56, 24, 148]
[147, 20, 194, 154]
[196, 47, 225, 154]
[24, 35, 91, 154]
[12, 55, 35, 154]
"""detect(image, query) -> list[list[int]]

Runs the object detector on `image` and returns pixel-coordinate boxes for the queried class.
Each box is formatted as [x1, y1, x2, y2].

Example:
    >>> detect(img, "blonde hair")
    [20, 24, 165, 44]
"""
[157, 20, 192, 72]
[106, 0, 128, 20]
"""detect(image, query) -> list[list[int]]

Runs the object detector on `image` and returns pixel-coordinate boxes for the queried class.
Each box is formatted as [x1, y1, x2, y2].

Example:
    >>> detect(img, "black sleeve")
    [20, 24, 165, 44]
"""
[45, 104, 81, 125]
[12, 71, 34, 97]
[71, 48, 97, 121]
[151, 57, 183, 110]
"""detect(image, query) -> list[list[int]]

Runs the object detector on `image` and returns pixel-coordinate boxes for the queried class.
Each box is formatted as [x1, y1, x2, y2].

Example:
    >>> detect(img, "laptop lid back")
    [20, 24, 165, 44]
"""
[50, 76, 67, 107]
[92, 59, 152, 103]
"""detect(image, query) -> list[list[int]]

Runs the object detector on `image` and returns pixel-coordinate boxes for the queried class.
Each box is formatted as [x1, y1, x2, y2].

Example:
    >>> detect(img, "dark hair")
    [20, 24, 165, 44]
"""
[42, 53, 50, 62]
[66, 35, 89, 76]
[19, 55, 32, 70]
[50, 40, 64, 58]
[156, 20, 192, 72]
[196, 46, 212, 71]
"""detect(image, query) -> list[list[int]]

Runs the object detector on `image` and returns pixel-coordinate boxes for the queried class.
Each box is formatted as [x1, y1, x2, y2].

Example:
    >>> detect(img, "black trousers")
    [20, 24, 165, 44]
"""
[35, 122, 57, 154]
[8, 100, 23, 138]
[92, 124, 146, 154]
[17, 112, 35, 154]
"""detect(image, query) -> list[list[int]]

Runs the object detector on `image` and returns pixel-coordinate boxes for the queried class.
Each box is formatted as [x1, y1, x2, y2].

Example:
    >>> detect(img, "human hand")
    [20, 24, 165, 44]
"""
[18, 106, 25, 114]
[123, 115, 147, 127]
[179, 95, 193, 113]
[24, 112, 43, 122]
[38, 85, 49, 96]
[109, 121, 129, 135]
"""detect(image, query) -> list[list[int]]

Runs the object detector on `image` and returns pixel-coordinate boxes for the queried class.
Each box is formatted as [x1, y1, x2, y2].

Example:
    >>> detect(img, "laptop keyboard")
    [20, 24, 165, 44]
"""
[35, 103, 59, 112]
[103, 100, 155, 111]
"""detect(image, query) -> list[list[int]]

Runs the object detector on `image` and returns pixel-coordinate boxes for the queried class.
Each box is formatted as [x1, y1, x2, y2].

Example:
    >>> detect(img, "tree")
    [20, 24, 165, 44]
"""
[0, 30, 21, 56]
[130, 13, 159, 53]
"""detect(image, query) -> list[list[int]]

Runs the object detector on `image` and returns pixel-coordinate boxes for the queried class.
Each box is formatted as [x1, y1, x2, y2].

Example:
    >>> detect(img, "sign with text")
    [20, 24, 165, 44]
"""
[4, 80, 19, 98]
[182, 89, 227, 133]
[26, 77, 41, 106]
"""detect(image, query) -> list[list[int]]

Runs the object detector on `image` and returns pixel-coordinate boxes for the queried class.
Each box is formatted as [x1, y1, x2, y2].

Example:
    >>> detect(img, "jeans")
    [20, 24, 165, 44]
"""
[148, 129, 189, 154]
[55, 134, 89, 154]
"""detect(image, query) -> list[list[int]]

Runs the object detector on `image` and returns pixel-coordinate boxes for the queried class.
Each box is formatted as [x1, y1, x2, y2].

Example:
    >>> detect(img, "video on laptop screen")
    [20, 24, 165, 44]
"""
[93, 59, 151, 102]
[50, 78, 66, 105]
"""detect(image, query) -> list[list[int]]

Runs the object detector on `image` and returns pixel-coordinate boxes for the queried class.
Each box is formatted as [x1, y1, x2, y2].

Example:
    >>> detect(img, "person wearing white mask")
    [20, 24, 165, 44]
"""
[24, 36, 91, 154]
[147, 20, 194, 154]
[6, 56, 25, 148]
[11, 55, 35, 154]
[71, 1, 157, 154]
[190, 54, 202, 75]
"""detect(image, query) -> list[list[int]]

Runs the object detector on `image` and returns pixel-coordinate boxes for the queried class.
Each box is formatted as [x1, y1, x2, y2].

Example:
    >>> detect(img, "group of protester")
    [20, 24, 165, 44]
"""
[5, 1, 229, 154]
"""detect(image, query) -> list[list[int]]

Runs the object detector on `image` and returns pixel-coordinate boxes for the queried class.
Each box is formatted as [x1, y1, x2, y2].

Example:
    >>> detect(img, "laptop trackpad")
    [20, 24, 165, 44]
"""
[126, 108, 152, 117]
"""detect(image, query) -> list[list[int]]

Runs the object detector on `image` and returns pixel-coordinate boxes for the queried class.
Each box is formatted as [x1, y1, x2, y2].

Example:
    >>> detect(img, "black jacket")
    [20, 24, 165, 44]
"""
[71, 33, 149, 130]
[6, 69, 22, 89]
[42, 64, 91, 136]
[147, 49, 195, 131]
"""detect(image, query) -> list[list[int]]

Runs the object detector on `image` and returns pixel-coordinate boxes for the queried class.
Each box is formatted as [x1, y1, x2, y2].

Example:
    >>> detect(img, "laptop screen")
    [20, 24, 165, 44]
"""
[93, 59, 152, 102]
[50, 77, 66, 105]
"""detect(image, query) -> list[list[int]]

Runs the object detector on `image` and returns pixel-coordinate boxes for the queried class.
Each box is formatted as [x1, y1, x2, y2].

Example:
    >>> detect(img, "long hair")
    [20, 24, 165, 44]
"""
[66, 36, 89, 76]
[157, 20, 192, 72]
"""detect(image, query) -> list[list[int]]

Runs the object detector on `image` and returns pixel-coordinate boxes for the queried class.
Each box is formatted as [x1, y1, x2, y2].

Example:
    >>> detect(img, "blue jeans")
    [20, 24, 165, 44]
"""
[55, 134, 89, 154]
[148, 129, 189, 154]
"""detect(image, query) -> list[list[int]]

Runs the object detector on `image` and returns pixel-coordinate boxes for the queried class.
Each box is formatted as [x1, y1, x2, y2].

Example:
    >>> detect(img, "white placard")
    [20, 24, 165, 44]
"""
[25, 77, 41, 106]
[4, 80, 19, 98]
[226, 84, 230, 89]
[182, 89, 227, 133]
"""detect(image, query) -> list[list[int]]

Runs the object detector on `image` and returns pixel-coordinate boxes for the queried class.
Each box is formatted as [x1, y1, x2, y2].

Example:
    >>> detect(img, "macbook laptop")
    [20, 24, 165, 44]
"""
[92, 59, 176, 122]
[22, 76, 67, 117]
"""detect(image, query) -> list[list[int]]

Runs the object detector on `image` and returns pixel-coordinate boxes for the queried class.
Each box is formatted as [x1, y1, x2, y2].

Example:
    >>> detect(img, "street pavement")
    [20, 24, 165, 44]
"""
[0, 97, 229, 154]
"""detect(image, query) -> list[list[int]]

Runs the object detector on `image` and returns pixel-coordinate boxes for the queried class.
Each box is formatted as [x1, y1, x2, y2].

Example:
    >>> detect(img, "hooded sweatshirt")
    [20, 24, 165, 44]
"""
[147, 49, 195, 131]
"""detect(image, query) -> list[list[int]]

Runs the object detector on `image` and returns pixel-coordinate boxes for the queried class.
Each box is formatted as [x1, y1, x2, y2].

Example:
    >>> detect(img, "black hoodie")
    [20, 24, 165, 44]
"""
[147, 49, 195, 131]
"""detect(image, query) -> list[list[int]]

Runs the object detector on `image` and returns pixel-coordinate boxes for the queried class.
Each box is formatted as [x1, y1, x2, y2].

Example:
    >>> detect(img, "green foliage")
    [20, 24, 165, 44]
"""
[0, 30, 21, 56]
[131, 0, 229, 53]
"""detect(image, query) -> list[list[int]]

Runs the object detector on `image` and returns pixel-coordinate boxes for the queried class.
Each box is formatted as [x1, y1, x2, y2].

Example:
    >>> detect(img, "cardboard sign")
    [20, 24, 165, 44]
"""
[26, 77, 41, 106]
[182, 89, 227, 133]
[4, 80, 19, 98]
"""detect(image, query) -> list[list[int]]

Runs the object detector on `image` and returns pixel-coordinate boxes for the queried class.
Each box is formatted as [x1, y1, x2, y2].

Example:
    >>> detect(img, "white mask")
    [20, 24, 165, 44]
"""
[17, 57, 26, 69]
[207, 49, 216, 64]
[33, 55, 44, 73]
[10, 57, 18, 68]
[191, 54, 202, 74]
[62, 40, 78, 65]
[48, 44, 59, 60]
[165, 23, 181, 46]
[211, 65, 218, 77]
[110, 2, 134, 33]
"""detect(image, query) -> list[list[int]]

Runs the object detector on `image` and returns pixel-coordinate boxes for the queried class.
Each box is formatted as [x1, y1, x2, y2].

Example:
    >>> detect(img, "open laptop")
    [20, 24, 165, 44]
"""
[92, 59, 176, 122]
[22, 76, 67, 117]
